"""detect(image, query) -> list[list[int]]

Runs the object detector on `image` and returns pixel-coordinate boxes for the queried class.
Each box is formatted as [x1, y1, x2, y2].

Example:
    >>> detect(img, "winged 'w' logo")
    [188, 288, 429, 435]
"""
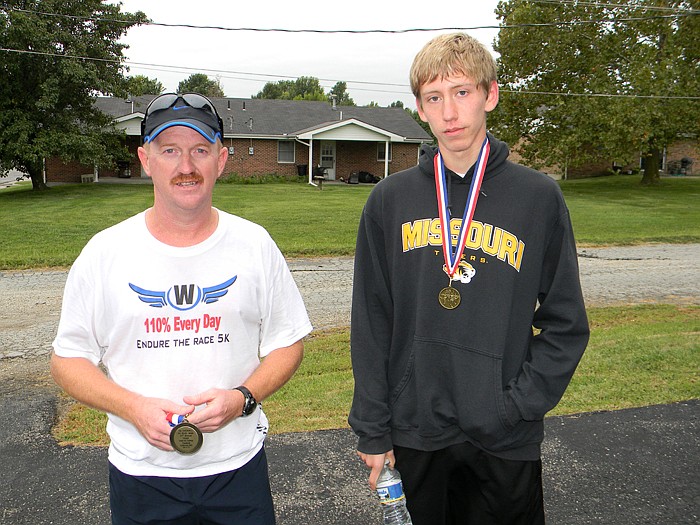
[129, 276, 237, 311]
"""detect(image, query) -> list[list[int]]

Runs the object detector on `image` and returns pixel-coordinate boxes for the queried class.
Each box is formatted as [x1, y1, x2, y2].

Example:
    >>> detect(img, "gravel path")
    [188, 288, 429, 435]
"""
[1, 244, 698, 360]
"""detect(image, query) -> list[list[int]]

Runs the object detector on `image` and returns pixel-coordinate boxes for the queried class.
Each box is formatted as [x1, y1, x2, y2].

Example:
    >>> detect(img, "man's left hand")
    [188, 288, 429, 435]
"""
[182, 389, 243, 432]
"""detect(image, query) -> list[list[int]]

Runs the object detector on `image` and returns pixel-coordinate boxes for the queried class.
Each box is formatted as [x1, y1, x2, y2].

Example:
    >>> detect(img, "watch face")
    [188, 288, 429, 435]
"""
[237, 387, 257, 416]
[243, 396, 257, 415]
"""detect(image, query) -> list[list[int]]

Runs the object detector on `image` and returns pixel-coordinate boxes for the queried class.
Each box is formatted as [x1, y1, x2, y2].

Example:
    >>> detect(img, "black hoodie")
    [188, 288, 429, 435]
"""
[349, 134, 590, 461]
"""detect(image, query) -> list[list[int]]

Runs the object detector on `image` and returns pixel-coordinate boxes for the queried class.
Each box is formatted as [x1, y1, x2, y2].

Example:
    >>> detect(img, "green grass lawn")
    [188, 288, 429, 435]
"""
[1, 174, 699, 269]
[54, 304, 700, 445]
[0, 180, 371, 268]
[267, 305, 700, 430]
[562, 175, 700, 245]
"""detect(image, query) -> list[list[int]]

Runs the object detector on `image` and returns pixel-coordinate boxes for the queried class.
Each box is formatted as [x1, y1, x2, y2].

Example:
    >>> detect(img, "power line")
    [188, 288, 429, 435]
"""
[2, 6, 698, 34]
[500, 89, 700, 100]
[112, 12, 700, 32]
[529, 0, 697, 13]
[0, 47, 406, 87]
[2, 47, 697, 101]
[114, 62, 412, 96]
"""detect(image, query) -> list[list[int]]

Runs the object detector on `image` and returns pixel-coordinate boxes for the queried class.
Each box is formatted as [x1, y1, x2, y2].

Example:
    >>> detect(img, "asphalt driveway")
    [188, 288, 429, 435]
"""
[1, 372, 697, 524]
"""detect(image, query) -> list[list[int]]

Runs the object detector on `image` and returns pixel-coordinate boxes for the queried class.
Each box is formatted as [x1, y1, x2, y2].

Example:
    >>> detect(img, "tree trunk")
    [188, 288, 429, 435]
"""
[640, 148, 661, 185]
[28, 161, 48, 191]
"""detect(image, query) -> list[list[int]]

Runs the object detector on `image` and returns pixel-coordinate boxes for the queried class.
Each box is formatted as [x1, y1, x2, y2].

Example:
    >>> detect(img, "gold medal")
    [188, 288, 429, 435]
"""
[438, 286, 461, 310]
[169, 419, 203, 454]
[434, 138, 489, 310]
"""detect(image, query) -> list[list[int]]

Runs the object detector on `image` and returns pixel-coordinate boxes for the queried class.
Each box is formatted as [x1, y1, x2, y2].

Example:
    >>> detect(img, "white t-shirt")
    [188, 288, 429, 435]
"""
[53, 209, 312, 477]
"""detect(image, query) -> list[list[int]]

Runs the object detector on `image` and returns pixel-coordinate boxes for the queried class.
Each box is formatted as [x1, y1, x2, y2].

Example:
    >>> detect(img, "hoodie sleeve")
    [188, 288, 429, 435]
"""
[505, 205, 590, 424]
[348, 200, 396, 455]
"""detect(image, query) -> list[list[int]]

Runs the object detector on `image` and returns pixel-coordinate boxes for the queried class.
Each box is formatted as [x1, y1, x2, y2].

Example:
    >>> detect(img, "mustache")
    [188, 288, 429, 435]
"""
[172, 174, 204, 184]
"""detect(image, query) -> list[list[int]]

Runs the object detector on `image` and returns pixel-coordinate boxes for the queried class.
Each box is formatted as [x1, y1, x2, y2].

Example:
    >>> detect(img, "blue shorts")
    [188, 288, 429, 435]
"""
[109, 447, 275, 525]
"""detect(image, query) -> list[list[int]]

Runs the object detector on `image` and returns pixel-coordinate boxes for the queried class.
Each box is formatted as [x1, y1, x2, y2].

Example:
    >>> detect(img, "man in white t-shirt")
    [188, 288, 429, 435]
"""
[51, 93, 312, 525]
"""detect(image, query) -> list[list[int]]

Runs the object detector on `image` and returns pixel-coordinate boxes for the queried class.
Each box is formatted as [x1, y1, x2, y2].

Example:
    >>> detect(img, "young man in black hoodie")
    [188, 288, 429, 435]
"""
[349, 33, 590, 524]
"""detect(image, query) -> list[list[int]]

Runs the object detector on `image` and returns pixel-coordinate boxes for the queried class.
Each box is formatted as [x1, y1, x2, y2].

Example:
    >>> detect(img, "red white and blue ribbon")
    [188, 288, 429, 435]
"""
[434, 137, 490, 279]
[165, 412, 186, 427]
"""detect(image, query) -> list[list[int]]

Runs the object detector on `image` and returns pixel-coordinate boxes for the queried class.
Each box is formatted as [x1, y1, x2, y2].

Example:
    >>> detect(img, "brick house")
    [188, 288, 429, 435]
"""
[45, 96, 433, 184]
[507, 138, 698, 180]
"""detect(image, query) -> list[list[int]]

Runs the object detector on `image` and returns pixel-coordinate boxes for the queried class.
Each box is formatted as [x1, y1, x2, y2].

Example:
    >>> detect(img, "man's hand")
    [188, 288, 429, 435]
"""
[130, 397, 195, 451]
[358, 450, 395, 490]
[182, 388, 243, 432]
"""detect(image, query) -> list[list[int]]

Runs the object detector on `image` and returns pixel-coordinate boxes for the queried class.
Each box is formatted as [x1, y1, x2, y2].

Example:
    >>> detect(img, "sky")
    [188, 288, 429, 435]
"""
[115, 0, 502, 108]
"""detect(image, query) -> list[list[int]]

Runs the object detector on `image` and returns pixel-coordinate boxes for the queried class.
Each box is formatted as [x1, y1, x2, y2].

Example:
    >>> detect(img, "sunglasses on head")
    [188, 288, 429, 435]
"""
[141, 92, 224, 143]
[144, 93, 218, 118]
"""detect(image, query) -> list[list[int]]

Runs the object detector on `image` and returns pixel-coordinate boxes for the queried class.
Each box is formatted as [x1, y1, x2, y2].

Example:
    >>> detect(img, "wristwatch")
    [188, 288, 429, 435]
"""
[234, 386, 257, 416]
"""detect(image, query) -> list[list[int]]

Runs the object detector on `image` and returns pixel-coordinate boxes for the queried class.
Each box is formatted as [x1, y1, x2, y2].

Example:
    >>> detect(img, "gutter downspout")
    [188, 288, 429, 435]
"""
[308, 140, 315, 187]
[295, 137, 316, 187]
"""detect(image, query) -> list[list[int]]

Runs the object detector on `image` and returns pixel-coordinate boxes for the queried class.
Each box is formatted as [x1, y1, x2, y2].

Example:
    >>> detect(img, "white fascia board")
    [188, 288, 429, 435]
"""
[296, 118, 405, 142]
[112, 113, 145, 136]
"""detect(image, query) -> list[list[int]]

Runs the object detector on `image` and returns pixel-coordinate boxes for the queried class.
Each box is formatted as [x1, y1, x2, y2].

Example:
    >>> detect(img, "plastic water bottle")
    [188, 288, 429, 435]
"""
[376, 460, 413, 525]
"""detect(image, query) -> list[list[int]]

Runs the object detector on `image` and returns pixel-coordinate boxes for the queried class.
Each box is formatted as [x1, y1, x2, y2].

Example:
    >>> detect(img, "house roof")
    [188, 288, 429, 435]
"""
[95, 96, 432, 143]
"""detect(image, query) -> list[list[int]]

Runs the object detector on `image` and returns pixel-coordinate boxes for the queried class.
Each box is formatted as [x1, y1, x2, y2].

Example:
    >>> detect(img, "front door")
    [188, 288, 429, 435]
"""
[320, 141, 336, 180]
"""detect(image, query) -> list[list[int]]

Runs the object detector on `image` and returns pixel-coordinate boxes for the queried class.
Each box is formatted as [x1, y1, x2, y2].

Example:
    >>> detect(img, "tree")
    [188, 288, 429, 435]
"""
[177, 73, 224, 97]
[253, 80, 290, 99]
[0, 1, 147, 190]
[253, 76, 333, 102]
[492, 0, 699, 184]
[329, 81, 355, 106]
[291, 76, 327, 101]
[124, 75, 164, 96]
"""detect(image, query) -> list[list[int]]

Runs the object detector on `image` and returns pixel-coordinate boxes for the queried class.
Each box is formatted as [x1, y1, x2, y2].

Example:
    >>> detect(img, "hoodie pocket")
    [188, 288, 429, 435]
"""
[390, 335, 515, 449]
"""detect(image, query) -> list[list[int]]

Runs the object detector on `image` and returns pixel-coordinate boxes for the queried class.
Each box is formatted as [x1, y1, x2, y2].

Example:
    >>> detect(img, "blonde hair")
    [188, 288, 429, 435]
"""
[410, 33, 497, 98]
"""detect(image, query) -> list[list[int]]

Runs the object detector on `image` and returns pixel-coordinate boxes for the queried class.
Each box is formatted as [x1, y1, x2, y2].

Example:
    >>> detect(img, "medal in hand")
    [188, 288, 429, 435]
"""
[166, 412, 203, 454]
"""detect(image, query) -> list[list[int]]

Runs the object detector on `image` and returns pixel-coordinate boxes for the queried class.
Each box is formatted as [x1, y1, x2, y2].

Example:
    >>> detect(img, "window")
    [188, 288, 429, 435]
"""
[278, 140, 295, 163]
[377, 142, 392, 162]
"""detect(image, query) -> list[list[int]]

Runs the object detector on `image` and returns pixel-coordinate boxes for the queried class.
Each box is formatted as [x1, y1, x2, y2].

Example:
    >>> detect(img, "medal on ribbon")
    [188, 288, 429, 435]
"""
[434, 137, 490, 309]
[166, 412, 203, 454]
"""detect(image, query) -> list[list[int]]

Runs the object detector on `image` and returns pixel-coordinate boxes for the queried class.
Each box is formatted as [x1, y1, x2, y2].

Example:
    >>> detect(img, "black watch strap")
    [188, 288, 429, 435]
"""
[234, 386, 257, 416]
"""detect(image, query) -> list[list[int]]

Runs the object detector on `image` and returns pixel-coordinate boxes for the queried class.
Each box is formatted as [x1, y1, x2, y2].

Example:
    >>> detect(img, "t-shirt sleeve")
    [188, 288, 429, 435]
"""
[52, 244, 104, 365]
[258, 239, 312, 356]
